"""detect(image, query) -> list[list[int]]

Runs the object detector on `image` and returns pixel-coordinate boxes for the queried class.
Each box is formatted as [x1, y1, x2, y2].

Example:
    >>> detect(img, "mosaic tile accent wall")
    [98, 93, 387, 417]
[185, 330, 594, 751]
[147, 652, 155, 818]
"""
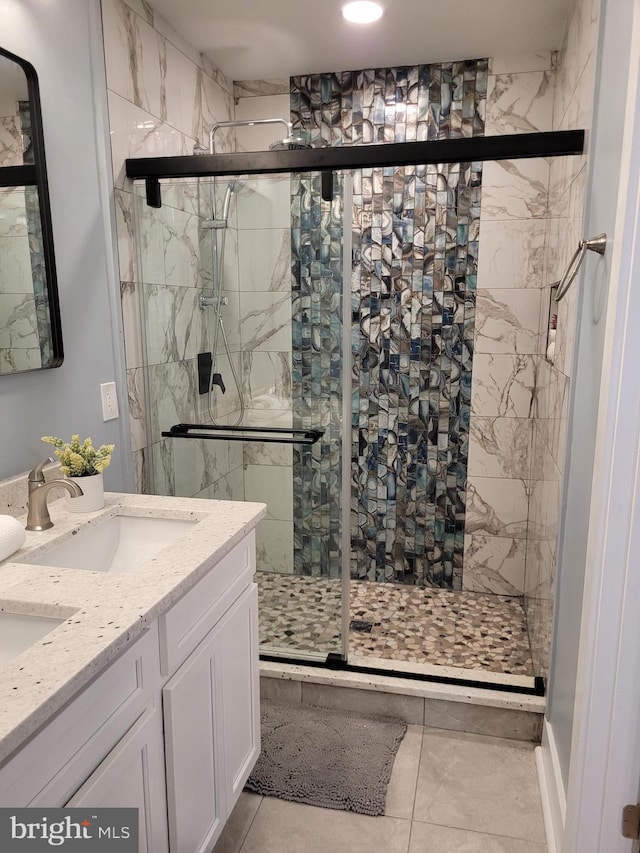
[291, 61, 487, 587]
[290, 171, 345, 579]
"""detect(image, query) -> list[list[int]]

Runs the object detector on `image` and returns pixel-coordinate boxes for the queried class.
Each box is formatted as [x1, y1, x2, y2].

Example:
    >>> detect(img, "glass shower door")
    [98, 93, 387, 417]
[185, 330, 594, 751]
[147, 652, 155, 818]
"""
[243, 170, 348, 662]
[134, 170, 349, 664]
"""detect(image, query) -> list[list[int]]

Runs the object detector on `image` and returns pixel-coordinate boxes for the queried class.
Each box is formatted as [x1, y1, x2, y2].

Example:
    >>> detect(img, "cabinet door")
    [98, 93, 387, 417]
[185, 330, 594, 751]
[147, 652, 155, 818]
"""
[216, 583, 260, 808]
[163, 623, 224, 853]
[163, 583, 260, 853]
[66, 704, 169, 853]
[4, 625, 160, 809]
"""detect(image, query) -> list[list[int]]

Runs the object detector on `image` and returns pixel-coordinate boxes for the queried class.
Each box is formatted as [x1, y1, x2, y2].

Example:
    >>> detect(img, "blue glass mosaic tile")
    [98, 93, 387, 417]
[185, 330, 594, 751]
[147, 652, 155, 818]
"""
[291, 60, 487, 587]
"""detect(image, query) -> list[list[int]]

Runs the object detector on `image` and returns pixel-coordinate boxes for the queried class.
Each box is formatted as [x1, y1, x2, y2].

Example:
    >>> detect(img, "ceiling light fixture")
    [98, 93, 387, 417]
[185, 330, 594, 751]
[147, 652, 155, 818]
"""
[342, 1, 384, 24]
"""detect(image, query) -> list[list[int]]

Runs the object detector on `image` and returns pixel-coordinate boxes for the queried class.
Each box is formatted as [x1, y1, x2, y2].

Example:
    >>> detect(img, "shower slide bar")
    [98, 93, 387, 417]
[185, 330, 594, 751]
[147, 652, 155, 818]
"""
[162, 423, 324, 445]
[555, 233, 607, 302]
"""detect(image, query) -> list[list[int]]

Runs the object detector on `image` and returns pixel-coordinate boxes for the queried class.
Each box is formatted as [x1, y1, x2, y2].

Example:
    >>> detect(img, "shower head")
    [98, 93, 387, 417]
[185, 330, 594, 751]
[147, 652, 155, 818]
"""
[269, 136, 313, 151]
[209, 118, 314, 154]
[221, 178, 246, 221]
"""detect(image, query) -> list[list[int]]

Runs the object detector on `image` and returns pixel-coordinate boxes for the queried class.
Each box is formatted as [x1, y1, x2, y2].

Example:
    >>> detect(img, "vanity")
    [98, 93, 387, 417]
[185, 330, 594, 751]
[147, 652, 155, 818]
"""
[0, 491, 266, 853]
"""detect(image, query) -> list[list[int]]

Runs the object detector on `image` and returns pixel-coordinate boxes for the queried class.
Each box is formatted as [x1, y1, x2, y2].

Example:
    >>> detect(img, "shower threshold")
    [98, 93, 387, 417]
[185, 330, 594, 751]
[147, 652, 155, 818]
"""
[259, 653, 543, 696]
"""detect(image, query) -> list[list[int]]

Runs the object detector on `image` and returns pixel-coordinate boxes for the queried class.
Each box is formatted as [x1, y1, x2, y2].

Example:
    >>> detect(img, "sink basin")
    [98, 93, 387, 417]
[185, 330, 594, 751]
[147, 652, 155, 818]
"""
[0, 611, 65, 667]
[29, 515, 197, 574]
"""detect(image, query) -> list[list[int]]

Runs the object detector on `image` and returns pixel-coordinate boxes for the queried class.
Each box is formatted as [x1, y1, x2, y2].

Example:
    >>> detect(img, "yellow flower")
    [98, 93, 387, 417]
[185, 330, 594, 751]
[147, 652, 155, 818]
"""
[41, 435, 115, 477]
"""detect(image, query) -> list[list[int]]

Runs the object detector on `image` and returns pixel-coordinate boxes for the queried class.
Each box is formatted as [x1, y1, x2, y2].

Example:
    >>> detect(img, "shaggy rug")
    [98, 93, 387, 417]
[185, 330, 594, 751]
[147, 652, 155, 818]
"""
[245, 700, 407, 816]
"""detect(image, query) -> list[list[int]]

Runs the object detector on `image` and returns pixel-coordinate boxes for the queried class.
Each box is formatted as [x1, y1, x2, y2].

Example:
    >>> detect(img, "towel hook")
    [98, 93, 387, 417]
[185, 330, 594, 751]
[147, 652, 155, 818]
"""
[555, 233, 607, 302]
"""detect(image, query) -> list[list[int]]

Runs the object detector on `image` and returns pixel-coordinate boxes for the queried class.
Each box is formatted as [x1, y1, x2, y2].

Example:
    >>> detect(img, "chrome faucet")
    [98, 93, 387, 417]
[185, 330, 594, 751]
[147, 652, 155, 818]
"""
[25, 457, 84, 531]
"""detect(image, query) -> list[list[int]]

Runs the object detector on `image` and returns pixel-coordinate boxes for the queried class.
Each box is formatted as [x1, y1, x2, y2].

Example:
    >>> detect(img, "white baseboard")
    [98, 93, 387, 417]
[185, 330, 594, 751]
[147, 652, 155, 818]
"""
[536, 720, 566, 853]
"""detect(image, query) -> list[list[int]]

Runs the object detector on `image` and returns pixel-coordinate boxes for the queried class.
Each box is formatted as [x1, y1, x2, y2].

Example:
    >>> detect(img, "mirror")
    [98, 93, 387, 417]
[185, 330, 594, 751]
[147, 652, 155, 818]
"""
[0, 47, 62, 375]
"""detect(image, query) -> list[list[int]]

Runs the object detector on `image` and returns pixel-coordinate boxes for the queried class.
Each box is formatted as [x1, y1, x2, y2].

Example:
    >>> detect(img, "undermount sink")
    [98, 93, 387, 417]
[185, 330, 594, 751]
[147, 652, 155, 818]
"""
[0, 611, 65, 667]
[29, 515, 198, 574]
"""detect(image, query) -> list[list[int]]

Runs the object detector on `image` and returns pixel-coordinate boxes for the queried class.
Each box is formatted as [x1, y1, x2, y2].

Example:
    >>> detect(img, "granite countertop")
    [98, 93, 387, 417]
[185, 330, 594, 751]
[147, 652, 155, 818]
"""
[0, 492, 266, 765]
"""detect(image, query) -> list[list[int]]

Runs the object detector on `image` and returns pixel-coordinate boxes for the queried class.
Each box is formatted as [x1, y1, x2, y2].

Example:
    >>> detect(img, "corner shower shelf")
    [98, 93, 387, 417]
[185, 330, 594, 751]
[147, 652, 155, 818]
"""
[162, 423, 324, 445]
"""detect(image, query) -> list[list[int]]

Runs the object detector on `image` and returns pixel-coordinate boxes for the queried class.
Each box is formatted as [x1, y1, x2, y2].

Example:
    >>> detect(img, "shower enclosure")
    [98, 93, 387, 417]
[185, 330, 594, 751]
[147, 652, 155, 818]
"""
[129, 121, 583, 695]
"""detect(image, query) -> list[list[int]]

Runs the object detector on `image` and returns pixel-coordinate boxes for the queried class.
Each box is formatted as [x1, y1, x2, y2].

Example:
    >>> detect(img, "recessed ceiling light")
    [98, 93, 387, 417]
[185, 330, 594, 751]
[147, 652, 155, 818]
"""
[342, 1, 384, 24]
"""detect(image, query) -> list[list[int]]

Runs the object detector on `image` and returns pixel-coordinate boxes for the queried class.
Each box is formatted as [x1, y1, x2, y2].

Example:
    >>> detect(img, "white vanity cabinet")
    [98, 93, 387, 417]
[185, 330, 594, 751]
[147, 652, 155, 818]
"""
[0, 528, 261, 853]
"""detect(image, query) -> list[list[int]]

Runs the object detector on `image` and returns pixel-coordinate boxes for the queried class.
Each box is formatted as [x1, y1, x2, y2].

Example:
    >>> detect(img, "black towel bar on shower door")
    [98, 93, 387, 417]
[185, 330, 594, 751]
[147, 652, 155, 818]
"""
[161, 423, 324, 445]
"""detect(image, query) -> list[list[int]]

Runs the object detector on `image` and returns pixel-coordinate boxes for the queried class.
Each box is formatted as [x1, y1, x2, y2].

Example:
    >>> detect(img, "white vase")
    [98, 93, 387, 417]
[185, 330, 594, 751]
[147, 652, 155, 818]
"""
[66, 472, 104, 512]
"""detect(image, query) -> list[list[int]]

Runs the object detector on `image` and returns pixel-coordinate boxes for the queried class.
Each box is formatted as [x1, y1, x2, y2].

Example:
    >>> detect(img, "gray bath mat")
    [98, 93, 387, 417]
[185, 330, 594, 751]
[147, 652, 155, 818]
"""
[245, 700, 407, 815]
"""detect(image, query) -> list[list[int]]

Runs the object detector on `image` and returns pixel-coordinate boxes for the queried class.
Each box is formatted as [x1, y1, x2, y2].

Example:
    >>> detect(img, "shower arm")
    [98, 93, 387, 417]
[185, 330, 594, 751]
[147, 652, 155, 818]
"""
[209, 118, 292, 154]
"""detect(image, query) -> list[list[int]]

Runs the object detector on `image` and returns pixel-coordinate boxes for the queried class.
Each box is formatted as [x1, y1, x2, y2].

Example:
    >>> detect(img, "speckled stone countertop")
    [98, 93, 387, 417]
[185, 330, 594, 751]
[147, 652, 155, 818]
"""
[0, 493, 266, 765]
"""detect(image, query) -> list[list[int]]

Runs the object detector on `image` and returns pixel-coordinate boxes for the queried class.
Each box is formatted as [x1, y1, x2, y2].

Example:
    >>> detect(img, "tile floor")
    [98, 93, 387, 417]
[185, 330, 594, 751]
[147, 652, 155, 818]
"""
[213, 726, 547, 852]
[258, 573, 534, 677]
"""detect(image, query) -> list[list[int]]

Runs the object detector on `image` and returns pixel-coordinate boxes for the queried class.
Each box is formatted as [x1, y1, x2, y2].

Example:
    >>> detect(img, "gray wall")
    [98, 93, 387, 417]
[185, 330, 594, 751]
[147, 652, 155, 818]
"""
[0, 0, 130, 490]
[547, 0, 634, 787]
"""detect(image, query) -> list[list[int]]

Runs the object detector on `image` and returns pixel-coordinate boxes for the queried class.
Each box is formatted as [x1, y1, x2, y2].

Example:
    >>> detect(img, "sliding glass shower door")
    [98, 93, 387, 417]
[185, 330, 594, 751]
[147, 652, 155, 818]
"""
[134, 170, 350, 664]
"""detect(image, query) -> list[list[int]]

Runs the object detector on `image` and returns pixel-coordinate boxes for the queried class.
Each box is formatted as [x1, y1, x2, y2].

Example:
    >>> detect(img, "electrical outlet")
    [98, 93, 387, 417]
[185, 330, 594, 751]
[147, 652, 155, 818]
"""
[100, 382, 119, 421]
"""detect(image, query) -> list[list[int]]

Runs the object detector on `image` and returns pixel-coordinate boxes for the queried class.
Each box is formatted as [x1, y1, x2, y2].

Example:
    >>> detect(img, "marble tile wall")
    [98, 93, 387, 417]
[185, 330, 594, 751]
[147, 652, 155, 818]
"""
[21, 157, 51, 368]
[0, 115, 22, 166]
[234, 91, 291, 152]
[464, 54, 555, 597]
[133, 179, 244, 501]
[524, 0, 599, 679]
[0, 186, 40, 374]
[220, 89, 296, 574]
[0, 103, 47, 373]
[236, 171, 295, 575]
[291, 62, 488, 585]
[202, 178, 244, 424]
[234, 79, 290, 99]
[101, 0, 241, 498]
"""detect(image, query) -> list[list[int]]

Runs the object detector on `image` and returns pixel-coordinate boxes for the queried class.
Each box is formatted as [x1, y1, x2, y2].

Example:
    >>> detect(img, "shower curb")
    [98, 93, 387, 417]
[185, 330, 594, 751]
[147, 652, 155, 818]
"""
[260, 662, 545, 743]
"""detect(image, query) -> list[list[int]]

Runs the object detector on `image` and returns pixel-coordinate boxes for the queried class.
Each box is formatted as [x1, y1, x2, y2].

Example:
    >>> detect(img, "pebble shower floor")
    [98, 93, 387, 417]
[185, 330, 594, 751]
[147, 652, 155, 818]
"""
[257, 573, 534, 677]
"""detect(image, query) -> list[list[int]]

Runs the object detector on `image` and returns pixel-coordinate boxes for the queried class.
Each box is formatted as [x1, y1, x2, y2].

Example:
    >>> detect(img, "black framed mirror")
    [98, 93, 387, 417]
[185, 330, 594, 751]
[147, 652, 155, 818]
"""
[0, 46, 62, 375]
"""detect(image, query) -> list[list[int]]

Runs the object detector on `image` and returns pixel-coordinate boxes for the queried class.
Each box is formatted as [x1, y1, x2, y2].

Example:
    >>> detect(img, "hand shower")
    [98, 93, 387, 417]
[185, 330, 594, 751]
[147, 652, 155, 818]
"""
[197, 118, 313, 427]
[221, 179, 246, 221]
[200, 180, 246, 231]
[201, 177, 246, 427]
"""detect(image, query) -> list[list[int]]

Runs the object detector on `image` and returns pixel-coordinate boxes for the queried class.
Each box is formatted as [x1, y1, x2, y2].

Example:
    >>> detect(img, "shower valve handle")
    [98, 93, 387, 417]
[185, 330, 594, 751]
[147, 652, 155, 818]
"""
[212, 373, 226, 394]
